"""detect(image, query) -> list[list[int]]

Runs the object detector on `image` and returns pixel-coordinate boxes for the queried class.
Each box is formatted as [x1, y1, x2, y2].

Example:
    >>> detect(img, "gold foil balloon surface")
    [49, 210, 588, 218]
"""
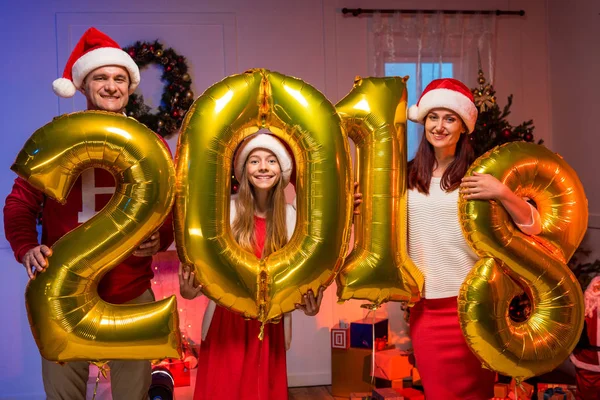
[175, 69, 353, 323]
[458, 141, 587, 380]
[12, 111, 181, 362]
[335, 76, 423, 305]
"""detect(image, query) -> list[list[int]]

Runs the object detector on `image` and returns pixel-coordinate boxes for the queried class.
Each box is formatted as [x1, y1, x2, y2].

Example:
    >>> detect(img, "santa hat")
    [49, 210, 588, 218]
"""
[53, 27, 140, 98]
[234, 133, 293, 186]
[407, 78, 478, 133]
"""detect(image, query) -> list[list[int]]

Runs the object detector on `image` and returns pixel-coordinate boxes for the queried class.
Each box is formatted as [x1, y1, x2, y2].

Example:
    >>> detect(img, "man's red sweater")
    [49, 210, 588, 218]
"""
[4, 167, 174, 304]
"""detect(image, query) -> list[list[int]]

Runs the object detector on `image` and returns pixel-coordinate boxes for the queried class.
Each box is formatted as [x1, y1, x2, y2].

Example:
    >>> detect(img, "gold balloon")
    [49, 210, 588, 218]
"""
[12, 111, 181, 362]
[335, 76, 423, 305]
[175, 69, 353, 323]
[458, 141, 587, 380]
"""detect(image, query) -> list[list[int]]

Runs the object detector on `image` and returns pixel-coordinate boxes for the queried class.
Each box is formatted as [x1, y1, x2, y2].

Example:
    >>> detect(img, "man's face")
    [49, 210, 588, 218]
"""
[81, 65, 130, 113]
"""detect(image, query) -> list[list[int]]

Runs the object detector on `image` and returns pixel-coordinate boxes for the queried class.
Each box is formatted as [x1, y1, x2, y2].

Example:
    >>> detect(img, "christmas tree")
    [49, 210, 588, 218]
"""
[469, 69, 540, 158]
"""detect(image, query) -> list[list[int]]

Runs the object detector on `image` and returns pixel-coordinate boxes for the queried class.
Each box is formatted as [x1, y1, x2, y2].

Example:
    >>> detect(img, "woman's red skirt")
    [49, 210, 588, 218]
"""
[409, 296, 495, 400]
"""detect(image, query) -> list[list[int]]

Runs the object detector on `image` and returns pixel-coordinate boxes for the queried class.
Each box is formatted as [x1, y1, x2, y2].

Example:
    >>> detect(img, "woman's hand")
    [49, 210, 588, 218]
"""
[460, 172, 508, 201]
[178, 264, 203, 300]
[353, 182, 363, 215]
[295, 287, 325, 316]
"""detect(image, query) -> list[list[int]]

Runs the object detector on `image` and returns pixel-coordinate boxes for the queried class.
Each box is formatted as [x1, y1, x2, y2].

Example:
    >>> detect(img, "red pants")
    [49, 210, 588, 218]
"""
[409, 296, 495, 400]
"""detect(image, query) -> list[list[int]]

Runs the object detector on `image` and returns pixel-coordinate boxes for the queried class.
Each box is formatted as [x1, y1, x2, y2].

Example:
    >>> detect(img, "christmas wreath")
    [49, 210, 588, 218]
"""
[122, 40, 194, 138]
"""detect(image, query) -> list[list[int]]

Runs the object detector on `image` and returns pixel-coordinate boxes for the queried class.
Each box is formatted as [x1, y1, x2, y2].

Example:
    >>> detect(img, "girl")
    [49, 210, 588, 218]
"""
[179, 133, 324, 400]
[405, 78, 542, 399]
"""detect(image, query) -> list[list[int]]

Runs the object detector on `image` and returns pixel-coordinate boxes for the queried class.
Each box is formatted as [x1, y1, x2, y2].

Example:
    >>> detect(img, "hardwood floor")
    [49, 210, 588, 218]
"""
[288, 385, 343, 400]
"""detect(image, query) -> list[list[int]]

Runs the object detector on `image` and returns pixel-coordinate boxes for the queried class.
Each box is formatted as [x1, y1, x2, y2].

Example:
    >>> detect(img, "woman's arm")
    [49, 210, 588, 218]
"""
[460, 172, 542, 235]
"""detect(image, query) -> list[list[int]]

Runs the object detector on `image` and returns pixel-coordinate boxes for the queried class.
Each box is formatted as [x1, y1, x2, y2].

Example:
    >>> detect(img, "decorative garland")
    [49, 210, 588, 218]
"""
[122, 40, 194, 138]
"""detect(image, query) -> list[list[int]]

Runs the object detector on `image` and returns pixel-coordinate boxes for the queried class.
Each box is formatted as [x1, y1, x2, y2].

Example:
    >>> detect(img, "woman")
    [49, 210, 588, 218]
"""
[179, 133, 324, 400]
[406, 78, 541, 399]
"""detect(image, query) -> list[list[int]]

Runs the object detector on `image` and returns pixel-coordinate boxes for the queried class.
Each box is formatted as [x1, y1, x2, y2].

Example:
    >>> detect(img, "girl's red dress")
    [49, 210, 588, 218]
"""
[194, 216, 288, 400]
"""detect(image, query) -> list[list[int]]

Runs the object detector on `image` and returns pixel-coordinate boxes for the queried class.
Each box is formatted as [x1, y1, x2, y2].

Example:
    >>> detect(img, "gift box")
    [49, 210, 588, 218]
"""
[331, 347, 374, 397]
[507, 379, 533, 400]
[331, 323, 350, 349]
[372, 387, 404, 400]
[350, 317, 389, 349]
[394, 387, 425, 400]
[372, 349, 413, 381]
[350, 393, 373, 400]
[374, 377, 409, 389]
[494, 383, 510, 398]
[411, 368, 421, 387]
[537, 383, 576, 400]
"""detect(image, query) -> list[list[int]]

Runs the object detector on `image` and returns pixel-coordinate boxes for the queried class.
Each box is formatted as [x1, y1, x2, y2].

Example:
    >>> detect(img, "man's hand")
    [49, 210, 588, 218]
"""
[353, 182, 363, 215]
[22, 245, 52, 280]
[133, 232, 160, 257]
[178, 264, 203, 300]
[295, 287, 325, 316]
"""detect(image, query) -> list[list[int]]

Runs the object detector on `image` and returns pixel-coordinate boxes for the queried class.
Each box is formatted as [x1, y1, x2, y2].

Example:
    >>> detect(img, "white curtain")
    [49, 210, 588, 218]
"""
[369, 12, 497, 158]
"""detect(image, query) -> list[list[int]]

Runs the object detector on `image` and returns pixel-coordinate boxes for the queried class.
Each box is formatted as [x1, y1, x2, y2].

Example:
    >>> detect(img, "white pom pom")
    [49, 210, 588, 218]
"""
[407, 104, 421, 123]
[52, 78, 76, 98]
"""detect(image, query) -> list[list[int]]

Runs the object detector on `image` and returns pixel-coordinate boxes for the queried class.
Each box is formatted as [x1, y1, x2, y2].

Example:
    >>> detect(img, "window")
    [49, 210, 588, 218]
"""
[385, 62, 453, 160]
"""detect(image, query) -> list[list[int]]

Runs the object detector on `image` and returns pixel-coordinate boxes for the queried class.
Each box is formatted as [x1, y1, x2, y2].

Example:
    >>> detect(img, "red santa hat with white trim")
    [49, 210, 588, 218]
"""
[52, 27, 140, 98]
[407, 78, 478, 133]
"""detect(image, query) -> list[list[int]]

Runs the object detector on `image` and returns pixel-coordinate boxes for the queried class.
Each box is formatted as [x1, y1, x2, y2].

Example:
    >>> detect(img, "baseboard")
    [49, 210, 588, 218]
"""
[287, 370, 331, 387]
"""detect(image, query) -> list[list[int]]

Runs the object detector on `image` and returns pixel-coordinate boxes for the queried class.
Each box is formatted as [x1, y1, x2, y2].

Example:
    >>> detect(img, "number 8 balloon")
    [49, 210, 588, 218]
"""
[11, 112, 181, 362]
[458, 141, 587, 380]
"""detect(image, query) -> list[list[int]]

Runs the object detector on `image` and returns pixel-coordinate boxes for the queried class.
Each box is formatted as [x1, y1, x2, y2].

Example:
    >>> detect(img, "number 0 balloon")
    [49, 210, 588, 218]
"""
[175, 69, 353, 324]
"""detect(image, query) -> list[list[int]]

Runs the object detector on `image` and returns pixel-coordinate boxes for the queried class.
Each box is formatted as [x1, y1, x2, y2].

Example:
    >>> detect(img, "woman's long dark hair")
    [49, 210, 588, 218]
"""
[407, 130, 475, 195]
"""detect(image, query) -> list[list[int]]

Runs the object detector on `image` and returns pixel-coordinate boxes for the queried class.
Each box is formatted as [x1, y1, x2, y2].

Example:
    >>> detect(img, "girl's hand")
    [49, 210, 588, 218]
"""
[178, 264, 203, 300]
[460, 172, 508, 201]
[295, 287, 325, 316]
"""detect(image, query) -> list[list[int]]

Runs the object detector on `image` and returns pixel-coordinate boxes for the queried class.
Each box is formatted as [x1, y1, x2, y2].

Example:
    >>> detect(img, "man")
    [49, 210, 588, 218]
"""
[4, 27, 174, 399]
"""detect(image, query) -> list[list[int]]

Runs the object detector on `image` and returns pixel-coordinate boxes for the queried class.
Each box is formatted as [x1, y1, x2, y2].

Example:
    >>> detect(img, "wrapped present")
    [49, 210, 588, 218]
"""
[331, 323, 350, 349]
[506, 379, 533, 400]
[374, 377, 409, 389]
[538, 383, 576, 400]
[350, 393, 373, 400]
[372, 349, 413, 381]
[331, 347, 374, 397]
[394, 387, 425, 400]
[494, 383, 510, 398]
[351, 317, 389, 349]
[372, 387, 404, 400]
[411, 367, 421, 387]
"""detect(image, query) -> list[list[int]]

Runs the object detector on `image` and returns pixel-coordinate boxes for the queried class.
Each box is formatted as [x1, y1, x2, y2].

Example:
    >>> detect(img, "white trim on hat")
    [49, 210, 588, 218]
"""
[71, 47, 141, 93]
[234, 134, 293, 186]
[408, 88, 478, 133]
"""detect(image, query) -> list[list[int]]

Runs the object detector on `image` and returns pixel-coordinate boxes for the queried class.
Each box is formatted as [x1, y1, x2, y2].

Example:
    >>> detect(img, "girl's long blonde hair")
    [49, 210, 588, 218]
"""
[231, 160, 288, 258]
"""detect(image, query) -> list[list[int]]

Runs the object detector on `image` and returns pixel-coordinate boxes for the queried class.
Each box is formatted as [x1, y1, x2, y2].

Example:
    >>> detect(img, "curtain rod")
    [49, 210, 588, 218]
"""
[342, 8, 525, 17]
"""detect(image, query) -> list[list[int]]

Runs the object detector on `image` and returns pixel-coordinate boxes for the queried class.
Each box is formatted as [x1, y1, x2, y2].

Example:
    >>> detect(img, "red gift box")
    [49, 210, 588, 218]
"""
[537, 383, 577, 400]
[394, 387, 425, 400]
[372, 349, 413, 381]
[372, 387, 403, 400]
[494, 383, 510, 398]
[507, 379, 533, 400]
[331, 324, 350, 349]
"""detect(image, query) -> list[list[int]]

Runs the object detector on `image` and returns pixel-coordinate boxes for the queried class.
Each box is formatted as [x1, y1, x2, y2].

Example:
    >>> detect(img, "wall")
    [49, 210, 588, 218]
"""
[0, 0, 554, 398]
[547, 0, 600, 261]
